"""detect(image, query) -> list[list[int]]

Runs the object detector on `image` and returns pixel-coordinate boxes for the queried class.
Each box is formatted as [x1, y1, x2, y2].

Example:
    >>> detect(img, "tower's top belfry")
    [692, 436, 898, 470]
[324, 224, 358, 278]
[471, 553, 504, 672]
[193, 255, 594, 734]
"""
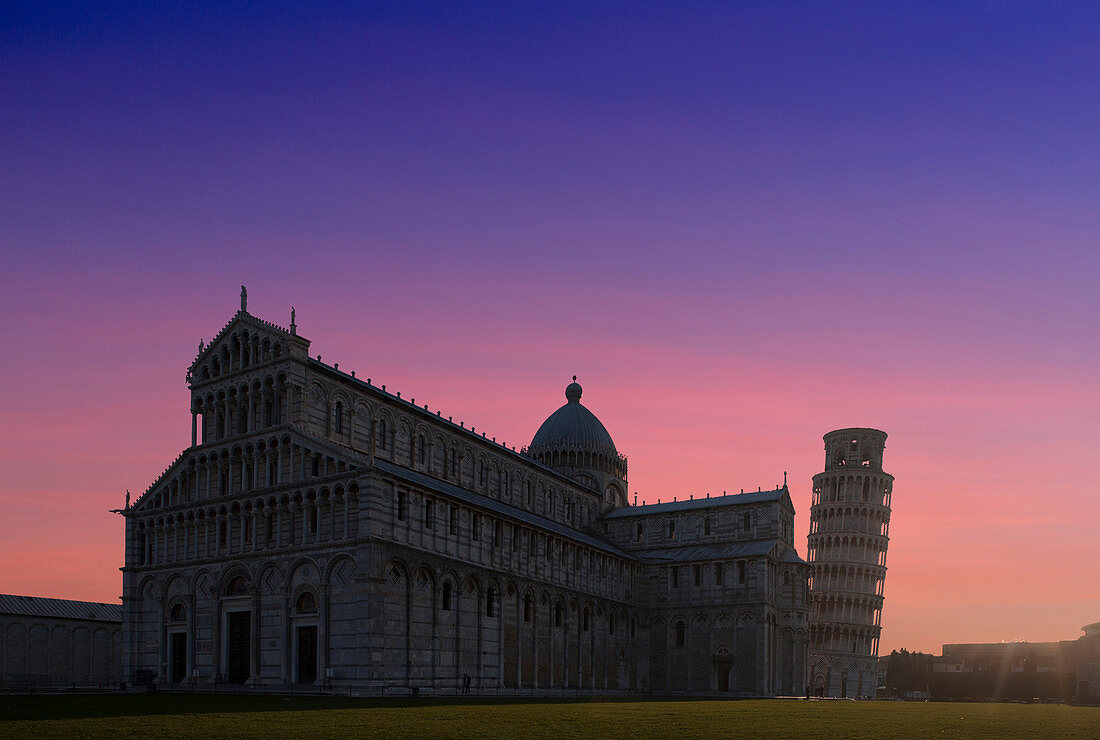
[822, 428, 887, 473]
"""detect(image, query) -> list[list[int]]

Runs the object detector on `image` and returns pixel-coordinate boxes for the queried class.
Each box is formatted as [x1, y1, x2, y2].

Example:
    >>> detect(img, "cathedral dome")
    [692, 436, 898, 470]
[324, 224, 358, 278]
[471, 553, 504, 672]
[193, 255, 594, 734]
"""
[530, 377, 618, 456]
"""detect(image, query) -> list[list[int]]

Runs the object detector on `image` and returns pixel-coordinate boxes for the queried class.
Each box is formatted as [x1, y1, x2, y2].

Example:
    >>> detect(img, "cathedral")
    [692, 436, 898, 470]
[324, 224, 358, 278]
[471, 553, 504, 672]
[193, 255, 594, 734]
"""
[121, 293, 815, 695]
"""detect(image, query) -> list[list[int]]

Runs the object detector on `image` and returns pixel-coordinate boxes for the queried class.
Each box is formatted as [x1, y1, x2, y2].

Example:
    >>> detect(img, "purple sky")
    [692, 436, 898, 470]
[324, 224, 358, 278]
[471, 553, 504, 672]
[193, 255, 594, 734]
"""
[2, 2, 1099, 654]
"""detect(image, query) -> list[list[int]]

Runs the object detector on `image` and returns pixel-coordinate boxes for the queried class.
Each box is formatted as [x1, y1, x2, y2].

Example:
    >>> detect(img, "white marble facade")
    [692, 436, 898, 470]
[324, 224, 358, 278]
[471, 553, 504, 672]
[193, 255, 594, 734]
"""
[122, 298, 811, 695]
[806, 428, 895, 698]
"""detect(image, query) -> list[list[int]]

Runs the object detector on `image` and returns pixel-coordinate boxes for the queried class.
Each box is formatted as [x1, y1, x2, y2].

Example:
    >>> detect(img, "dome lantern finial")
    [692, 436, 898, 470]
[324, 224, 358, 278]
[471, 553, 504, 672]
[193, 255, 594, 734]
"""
[565, 376, 582, 403]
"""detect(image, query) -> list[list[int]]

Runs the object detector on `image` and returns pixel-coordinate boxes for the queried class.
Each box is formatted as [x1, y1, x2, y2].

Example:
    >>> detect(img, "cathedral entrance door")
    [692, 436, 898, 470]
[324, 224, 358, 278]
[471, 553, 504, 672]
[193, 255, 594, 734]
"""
[297, 626, 318, 684]
[714, 660, 732, 692]
[171, 633, 187, 684]
[227, 611, 250, 684]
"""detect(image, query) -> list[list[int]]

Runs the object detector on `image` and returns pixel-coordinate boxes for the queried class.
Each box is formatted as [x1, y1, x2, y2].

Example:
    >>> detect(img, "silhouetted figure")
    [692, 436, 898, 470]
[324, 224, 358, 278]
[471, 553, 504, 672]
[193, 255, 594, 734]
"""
[462, 673, 471, 694]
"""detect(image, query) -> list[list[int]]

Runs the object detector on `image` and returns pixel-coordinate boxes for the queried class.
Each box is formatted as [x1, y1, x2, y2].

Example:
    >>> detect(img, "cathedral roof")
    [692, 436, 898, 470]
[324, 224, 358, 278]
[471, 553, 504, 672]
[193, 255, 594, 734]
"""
[0, 594, 121, 623]
[373, 458, 636, 560]
[602, 487, 789, 518]
[529, 378, 618, 456]
[633, 541, 806, 565]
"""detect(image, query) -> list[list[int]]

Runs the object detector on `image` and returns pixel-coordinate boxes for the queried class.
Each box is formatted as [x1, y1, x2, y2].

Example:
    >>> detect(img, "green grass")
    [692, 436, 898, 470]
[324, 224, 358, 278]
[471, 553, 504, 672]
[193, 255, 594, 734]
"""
[1, 694, 1097, 739]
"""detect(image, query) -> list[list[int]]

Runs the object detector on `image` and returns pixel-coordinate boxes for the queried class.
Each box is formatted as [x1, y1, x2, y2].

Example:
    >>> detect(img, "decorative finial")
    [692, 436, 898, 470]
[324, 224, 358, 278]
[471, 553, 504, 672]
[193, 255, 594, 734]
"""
[290, 307, 296, 334]
[783, 471, 787, 486]
[573, 375, 577, 382]
[125, 490, 131, 508]
[198, 339, 204, 354]
[240, 285, 247, 312]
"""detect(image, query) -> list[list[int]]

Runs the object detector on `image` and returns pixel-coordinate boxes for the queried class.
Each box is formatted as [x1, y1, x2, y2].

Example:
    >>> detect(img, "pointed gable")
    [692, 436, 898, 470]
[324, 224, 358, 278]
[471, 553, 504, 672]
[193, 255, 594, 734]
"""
[187, 310, 310, 385]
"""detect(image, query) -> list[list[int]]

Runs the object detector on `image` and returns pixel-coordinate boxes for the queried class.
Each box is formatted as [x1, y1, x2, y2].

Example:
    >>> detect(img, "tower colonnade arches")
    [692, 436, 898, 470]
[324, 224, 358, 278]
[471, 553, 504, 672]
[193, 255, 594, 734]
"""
[806, 428, 894, 698]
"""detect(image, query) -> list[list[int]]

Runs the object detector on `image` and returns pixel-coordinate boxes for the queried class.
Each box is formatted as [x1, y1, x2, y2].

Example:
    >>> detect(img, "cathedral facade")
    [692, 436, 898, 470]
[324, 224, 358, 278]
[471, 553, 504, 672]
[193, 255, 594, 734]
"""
[121, 297, 810, 695]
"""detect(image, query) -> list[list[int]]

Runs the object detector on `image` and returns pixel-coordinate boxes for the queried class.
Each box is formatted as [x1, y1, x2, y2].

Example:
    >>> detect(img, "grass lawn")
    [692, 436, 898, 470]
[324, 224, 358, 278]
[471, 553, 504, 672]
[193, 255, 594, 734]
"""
[1, 694, 1097, 739]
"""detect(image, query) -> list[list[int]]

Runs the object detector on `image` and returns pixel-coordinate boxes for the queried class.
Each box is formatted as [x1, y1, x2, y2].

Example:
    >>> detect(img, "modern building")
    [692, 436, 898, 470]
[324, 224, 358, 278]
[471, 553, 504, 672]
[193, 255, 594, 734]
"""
[121, 292, 811, 695]
[806, 428, 894, 698]
[0, 593, 122, 689]
[929, 622, 1100, 699]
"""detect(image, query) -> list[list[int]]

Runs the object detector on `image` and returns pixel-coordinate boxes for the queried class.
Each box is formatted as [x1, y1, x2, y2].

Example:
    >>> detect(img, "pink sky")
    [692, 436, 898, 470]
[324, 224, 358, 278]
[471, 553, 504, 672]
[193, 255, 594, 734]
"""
[1, 263, 1097, 655]
[2, 3, 1099, 655]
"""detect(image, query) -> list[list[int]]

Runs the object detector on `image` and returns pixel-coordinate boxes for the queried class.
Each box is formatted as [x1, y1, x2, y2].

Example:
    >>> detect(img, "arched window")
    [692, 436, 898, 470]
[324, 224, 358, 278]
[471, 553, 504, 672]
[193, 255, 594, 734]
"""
[486, 587, 496, 618]
[442, 581, 453, 611]
[396, 490, 407, 521]
[169, 603, 186, 621]
[417, 435, 426, 465]
[334, 401, 344, 435]
[674, 621, 686, 647]
[523, 594, 532, 623]
[608, 613, 616, 636]
[377, 419, 387, 451]
[225, 576, 248, 596]
[862, 478, 870, 501]
[295, 591, 316, 612]
[582, 608, 590, 632]
[554, 602, 563, 628]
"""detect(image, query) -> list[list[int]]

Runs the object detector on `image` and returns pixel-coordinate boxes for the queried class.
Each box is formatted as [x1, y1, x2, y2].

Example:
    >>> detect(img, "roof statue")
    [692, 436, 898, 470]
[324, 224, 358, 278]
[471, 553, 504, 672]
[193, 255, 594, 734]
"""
[240, 285, 247, 312]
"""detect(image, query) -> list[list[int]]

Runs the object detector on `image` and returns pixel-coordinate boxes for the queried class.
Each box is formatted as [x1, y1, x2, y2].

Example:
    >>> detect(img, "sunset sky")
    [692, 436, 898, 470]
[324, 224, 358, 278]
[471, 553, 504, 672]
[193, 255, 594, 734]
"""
[2, 2, 1098, 654]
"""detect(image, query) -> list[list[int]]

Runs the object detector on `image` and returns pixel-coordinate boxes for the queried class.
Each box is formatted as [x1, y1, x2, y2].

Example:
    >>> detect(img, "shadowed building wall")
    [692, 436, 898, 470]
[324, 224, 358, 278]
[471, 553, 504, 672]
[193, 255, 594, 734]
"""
[0, 594, 122, 688]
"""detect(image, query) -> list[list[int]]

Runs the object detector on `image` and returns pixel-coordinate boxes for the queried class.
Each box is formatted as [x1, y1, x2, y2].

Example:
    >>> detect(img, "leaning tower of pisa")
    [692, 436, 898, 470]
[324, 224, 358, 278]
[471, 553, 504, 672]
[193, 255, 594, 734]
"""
[806, 428, 894, 698]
